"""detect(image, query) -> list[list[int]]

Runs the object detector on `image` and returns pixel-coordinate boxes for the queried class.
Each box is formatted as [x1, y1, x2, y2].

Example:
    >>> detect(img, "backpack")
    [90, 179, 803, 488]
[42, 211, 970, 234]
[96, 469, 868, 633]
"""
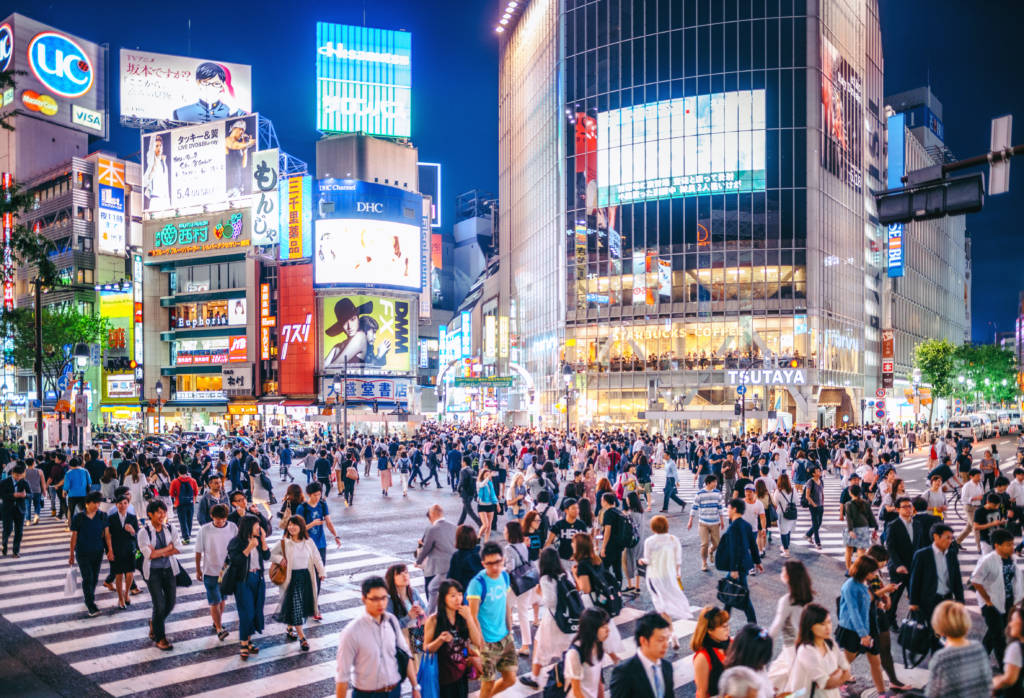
[535, 504, 552, 544]
[714, 526, 733, 572]
[780, 491, 798, 520]
[586, 563, 623, 617]
[177, 478, 194, 505]
[542, 644, 579, 698]
[552, 573, 585, 634]
[609, 507, 640, 549]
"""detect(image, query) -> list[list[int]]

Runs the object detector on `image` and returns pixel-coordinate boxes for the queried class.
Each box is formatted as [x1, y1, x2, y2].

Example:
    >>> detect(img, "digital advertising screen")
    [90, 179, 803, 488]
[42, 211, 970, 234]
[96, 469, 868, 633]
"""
[141, 113, 258, 213]
[3, 14, 107, 137]
[119, 48, 252, 128]
[595, 89, 766, 207]
[820, 36, 863, 192]
[418, 162, 441, 228]
[315, 22, 412, 138]
[322, 294, 411, 374]
[313, 179, 423, 292]
[278, 264, 316, 395]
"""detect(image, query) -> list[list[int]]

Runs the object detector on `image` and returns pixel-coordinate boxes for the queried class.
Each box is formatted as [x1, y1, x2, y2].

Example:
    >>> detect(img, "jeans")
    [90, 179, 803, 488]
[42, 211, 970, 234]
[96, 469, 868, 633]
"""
[77, 549, 103, 610]
[318, 478, 332, 497]
[805, 506, 824, 546]
[176, 503, 194, 540]
[723, 572, 757, 623]
[147, 566, 177, 641]
[661, 477, 686, 510]
[457, 497, 481, 526]
[421, 465, 441, 487]
[780, 532, 791, 550]
[24, 493, 42, 521]
[235, 570, 266, 640]
[448, 467, 460, 493]
[2, 509, 25, 554]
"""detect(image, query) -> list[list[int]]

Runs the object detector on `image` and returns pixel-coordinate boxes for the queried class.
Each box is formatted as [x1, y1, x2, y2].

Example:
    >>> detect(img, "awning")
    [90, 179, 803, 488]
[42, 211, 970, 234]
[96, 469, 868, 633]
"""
[817, 388, 847, 408]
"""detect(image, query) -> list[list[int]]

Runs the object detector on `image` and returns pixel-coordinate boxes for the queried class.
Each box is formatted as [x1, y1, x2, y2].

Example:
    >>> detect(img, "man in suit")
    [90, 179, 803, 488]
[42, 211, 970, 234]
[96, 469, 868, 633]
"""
[910, 496, 942, 550]
[446, 442, 463, 493]
[909, 523, 964, 627]
[884, 496, 916, 620]
[718, 498, 763, 623]
[415, 504, 456, 601]
[610, 612, 674, 698]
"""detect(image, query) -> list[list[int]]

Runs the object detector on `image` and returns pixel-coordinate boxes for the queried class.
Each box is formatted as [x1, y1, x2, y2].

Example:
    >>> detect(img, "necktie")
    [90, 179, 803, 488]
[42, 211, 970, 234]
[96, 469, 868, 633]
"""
[652, 661, 664, 698]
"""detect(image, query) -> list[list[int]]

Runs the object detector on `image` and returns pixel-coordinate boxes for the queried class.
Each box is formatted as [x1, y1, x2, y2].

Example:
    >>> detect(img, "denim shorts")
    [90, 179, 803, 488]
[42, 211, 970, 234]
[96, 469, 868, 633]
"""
[203, 574, 222, 605]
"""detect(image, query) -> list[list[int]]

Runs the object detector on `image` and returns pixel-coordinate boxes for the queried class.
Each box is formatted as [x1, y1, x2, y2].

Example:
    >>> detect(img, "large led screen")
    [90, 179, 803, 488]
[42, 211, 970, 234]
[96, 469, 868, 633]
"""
[322, 294, 411, 374]
[314, 218, 421, 292]
[595, 90, 766, 207]
[820, 37, 863, 192]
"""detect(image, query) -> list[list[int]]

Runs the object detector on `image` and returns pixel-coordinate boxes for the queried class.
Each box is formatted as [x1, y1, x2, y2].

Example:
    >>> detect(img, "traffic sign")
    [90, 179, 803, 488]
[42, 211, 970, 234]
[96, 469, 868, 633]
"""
[875, 388, 886, 398]
[57, 374, 68, 391]
[990, 115, 1012, 195]
[736, 385, 747, 395]
[875, 408, 886, 419]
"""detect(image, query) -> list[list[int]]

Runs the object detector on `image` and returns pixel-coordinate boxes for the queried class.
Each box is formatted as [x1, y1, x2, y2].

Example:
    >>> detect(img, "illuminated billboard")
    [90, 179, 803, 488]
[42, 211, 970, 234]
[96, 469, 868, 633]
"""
[170, 297, 246, 329]
[119, 48, 252, 128]
[278, 264, 316, 395]
[314, 179, 423, 292]
[95, 157, 125, 256]
[315, 22, 411, 138]
[886, 112, 905, 278]
[3, 13, 107, 137]
[595, 89, 766, 207]
[143, 208, 251, 260]
[279, 175, 313, 259]
[418, 162, 441, 228]
[174, 336, 247, 365]
[322, 294, 411, 374]
[820, 36, 863, 192]
[141, 113, 258, 212]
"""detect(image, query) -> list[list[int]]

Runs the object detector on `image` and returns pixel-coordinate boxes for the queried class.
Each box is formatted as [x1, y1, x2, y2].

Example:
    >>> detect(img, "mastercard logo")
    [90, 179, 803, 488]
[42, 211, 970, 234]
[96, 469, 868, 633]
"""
[21, 90, 58, 116]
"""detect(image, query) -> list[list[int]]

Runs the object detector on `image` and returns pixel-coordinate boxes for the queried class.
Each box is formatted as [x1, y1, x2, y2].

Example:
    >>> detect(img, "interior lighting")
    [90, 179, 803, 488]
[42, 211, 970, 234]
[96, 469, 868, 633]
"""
[495, 26, 504, 32]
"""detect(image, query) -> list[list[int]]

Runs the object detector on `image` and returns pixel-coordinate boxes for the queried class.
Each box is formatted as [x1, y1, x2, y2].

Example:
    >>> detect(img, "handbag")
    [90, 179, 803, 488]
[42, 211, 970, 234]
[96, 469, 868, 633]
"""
[897, 611, 934, 668]
[716, 576, 749, 607]
[508, 546, 539, 595]
[175, 566, 193, 587]
[390, 616, 411, 682]
[269, 541, 288, 585]
[417, 652, 440, 698]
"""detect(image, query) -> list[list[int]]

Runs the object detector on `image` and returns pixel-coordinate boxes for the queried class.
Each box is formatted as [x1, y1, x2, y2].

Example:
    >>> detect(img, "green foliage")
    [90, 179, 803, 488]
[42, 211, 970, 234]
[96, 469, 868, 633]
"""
[914, 339, 957, 398]
[0, 305, 109, 394]
[952, 343, 1018, 405]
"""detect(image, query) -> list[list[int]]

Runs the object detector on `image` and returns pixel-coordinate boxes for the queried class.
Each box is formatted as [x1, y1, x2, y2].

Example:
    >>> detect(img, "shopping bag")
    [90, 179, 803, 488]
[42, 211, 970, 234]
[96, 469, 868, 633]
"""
[417, 652, 440, 698]
[63, 567, 80, 598]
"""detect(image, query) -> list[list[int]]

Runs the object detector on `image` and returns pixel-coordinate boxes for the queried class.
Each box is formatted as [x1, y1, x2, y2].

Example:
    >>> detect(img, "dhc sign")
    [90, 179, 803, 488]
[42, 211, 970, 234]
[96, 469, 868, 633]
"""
[887, 223, 904, 278]
[27, 31, 93, 98]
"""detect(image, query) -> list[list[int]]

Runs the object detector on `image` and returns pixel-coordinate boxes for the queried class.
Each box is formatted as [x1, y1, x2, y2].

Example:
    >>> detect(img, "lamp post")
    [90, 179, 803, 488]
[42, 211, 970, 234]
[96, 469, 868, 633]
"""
[155, 380, 163, 435]
[0, 384, 6, 442]
[73, 342, 90, 457]
[561, 363, 573, 436]
[912, 367, 922, 423]
[333, 371, 347, 443]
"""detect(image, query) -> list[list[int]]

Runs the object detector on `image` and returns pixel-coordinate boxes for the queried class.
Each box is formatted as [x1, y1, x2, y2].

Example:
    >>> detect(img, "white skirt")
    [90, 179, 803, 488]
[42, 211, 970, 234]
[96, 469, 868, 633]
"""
[647, 573, 694, 621]
[533, 610, 572, 665]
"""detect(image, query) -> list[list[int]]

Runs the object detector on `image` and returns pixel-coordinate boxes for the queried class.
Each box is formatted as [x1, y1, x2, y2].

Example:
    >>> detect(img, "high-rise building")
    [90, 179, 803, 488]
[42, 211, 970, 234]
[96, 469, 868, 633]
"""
[497, 0, 889, 429]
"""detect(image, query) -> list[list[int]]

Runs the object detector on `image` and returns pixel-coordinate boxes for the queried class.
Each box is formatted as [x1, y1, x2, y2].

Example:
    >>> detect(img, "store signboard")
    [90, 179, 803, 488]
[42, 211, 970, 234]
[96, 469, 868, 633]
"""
[278, 264, 316, 395]
[105, 374, 136, 399]
[881, 328, 895, 389]
[321, 294, 411, 374]
[174, 390, 225, 401]
[171, 297, 246, 328]
[174, 336, 247, 365]
[321, 375, 410, 404]
[250, 149, 278, 246]
[279, 175, 313, 259]
[144, 208, 251, 259]
[724, 369, 806, 386]
[96, 157, 126, 256]
[222, 365, 252, 391]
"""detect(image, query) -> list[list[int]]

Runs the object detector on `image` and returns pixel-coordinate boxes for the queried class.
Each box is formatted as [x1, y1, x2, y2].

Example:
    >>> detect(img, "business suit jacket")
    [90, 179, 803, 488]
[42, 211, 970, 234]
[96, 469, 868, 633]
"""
[911, 512, 942, 550]
[721, 517, 761, 572]
[609, 653, 674, 698]
[416, 518, 456, 577]
[107, 511, 140, 558]
[908, 543, 964, 613]
[885, 516, 915, 574]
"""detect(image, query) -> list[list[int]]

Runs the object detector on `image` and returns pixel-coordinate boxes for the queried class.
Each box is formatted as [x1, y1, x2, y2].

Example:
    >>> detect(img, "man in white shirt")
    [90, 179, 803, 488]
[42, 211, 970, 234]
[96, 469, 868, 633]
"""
[970, 528, 1024, 662]
[957, 468, 986, 551]
[194, 504, 237, 640]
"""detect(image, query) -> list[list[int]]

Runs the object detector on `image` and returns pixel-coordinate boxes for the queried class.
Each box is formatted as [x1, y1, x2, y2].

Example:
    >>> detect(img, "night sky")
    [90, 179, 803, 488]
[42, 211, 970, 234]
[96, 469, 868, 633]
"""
[5, 1, 1023, 343]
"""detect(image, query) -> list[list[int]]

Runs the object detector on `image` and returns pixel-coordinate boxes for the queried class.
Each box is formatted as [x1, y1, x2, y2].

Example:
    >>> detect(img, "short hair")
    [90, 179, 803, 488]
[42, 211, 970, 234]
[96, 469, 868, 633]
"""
[931, 523, 954, 539]
[729, 498, 746, 515]
[178, 465, 188, 475]
[146, 499, 167, 515]
[634, 611, 671, 644]
[931, 600, 971, 639]
[455, 524, 478, 550]
[601, 492, 617, 507]
[207, 472, 222, 481]
[305, 482, 322, 495]
[504, 520, 524, 544]
[719, 666, 763, 698]
[848, 484, 862, 498]
[850, 554, 879, 583]
[10, 463, 25, 475]
[896, 496, 912, 508]
[996, 476, 1011, 488]
[210, 503, 229, 519]
[704, 474, 718, 485]
[987, 493, 1003, 505]
[650, 515, 669, 534]
[992, 528, 1014, 546]
[912, 496, 928, 512]
[480, 542, 503, 560]
[230, 490, 247, 503]
[361, 575, 388, 597]
[85, 491, 103, 504]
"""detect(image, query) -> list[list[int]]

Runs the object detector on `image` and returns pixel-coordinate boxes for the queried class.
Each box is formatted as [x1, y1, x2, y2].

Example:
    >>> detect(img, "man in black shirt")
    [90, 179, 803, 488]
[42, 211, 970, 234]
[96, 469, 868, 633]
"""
[314, 450, 333, 496]
[84, 449, 106, 490]
[546, 498, 588, 568]
[1, 463, 30, 556]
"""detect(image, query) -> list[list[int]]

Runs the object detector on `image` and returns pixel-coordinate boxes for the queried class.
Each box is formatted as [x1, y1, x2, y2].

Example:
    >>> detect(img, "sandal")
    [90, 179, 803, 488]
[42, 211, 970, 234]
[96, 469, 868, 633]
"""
[240, 645, 249, 661]
[300, 639, 310, 651]
[246, 643, 260, 654]
[286, 629, 298, 641]
[155, 639, 173, 651]
[217, 629, 230, 641]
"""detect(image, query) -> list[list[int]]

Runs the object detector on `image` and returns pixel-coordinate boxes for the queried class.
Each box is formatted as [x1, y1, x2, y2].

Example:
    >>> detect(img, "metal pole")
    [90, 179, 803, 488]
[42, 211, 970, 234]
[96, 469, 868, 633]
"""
[342, 362, 348, 442]
[157, 398, 162, 434]
[34, 281, 42, 455]
[77, 371, 85, 458]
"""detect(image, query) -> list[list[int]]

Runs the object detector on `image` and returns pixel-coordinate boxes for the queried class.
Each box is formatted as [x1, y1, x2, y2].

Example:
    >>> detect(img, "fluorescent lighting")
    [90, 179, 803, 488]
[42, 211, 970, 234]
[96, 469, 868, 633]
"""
[495, 26, 504, 32]
[500, 17, 508, 24]
[509, 1, 517, 6]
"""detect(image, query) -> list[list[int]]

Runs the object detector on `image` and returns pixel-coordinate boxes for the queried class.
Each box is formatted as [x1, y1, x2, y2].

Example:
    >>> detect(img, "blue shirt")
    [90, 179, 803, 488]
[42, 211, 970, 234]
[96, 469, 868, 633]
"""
[693, 488, 724, 526]
[665, 460, 679, 479]
[296, 500, 328, 549]
[467, 570, 510, 643]
[63, 468, 91, 498]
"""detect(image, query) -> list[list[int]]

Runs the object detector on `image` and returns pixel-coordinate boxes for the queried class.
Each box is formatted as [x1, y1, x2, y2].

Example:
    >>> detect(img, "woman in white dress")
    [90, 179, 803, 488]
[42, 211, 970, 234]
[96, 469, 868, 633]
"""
[640, 514, 693, 649]
[766, 560, 815, 691]
[519, 547, 572, 689]
[564, 608, 610, 698]
[785, 603, 852, 698]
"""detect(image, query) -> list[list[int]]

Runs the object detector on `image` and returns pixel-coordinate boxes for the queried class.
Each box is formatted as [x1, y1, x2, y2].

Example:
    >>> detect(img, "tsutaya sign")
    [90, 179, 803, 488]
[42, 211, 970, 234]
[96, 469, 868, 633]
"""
[726, 368, 806, 386]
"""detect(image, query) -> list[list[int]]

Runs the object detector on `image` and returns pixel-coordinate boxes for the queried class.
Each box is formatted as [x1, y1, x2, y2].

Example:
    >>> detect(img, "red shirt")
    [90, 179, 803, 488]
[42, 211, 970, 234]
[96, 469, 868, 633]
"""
[169, 475, 200, 507]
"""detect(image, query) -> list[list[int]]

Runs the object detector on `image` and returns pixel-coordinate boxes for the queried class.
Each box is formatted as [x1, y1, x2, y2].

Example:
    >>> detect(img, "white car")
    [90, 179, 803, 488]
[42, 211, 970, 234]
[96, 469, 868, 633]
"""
[972, 413, 996, 440]
[948, 418, 976, 441]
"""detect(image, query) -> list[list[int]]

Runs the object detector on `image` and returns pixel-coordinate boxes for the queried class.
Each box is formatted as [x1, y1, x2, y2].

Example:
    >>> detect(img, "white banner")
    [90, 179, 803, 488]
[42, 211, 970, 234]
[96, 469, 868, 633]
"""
[250, 149, 279, 246]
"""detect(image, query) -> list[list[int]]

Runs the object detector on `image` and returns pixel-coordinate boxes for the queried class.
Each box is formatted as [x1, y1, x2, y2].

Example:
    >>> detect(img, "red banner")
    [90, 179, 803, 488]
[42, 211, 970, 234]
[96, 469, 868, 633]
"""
[278, 264, 316, 395]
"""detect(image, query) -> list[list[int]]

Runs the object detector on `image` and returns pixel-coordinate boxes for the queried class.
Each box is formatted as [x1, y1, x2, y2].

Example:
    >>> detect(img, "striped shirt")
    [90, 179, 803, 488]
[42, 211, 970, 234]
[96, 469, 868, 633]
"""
[693, 488, 724, 526]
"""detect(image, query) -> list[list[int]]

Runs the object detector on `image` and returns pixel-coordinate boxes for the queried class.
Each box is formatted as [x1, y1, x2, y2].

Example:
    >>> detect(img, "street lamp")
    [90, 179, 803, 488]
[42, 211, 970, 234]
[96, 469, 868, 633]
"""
[912, 368, 922, 424]
[155, 380, 163, 435]
[561, 363, 573, 436]
[0, 384, 7, 442]
[73, 343, 90, 457]
[333, 372, 347, 442]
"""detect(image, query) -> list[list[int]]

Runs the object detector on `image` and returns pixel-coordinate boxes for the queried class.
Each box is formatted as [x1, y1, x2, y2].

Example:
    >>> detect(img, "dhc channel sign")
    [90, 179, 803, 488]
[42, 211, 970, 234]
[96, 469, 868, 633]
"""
[28, 31, 93, 99]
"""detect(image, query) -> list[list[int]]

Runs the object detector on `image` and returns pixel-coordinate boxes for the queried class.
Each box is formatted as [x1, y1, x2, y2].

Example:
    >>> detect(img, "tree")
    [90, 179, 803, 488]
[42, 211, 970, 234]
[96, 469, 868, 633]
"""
[914, 338, 957, 425]
[0, 305, 109, 396]
[952, 344, 1018, 407]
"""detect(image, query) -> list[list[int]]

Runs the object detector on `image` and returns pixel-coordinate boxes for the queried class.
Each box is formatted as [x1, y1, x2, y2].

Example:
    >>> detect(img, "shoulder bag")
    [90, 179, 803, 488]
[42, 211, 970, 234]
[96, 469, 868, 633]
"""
[269, 540, 288, 585]
[508, 545, 539, 595]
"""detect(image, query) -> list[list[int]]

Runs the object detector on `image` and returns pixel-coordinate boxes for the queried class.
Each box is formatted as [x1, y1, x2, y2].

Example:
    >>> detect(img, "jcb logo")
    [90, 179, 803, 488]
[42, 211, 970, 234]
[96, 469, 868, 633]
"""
[0, 24, 13, 72]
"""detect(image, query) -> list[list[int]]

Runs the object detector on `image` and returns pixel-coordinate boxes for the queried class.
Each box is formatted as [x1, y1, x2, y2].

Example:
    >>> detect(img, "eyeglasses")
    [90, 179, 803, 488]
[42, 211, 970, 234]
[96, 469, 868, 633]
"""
[365, 595, 389, 603]
[482, 559, 504, 566]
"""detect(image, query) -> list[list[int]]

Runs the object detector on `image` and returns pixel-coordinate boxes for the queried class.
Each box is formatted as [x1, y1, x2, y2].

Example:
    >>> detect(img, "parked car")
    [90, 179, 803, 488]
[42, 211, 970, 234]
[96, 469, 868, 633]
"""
[972, 413, 996, 440]
[948, 418, 976, 441]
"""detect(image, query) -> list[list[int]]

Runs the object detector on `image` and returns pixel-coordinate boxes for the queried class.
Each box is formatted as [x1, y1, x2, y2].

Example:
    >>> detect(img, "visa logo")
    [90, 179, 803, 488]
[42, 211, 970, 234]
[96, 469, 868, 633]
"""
[72, 104, 103, 132]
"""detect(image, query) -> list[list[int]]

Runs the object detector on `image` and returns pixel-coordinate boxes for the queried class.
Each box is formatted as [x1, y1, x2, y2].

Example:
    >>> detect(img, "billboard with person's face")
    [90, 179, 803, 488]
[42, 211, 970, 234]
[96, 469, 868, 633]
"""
[321, 294, 411, 374]
[120, 48, 251, 128]
[820, 36, 863, 192]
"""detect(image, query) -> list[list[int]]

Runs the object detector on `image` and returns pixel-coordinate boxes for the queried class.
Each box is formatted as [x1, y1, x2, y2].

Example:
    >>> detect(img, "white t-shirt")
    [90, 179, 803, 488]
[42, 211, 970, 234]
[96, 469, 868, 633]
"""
[195, 520, 238, 577]
[1005, 640, 1023, 670]
[564, 645, 603, 698]
[741, 498, 766, 529]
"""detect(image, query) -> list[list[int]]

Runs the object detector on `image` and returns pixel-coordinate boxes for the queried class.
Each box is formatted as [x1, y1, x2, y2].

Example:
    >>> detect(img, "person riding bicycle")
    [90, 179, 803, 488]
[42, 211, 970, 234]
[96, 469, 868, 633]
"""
[927, 455, 962, 492]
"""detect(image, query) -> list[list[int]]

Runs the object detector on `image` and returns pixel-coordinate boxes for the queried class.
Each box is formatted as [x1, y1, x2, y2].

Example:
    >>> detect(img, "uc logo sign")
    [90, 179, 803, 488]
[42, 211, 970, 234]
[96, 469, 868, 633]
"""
[27, 31, 93, 99]
[0, 24, 13, 73]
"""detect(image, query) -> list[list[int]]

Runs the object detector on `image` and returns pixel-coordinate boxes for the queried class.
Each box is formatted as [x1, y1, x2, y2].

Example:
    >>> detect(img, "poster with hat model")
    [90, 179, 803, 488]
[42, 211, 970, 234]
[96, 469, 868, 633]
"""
[322, 294, 411, 374]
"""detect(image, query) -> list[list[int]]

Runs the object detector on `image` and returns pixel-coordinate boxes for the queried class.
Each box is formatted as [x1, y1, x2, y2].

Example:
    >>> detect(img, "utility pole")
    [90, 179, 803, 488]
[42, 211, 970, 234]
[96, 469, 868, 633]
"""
[34, 280, 42, 455]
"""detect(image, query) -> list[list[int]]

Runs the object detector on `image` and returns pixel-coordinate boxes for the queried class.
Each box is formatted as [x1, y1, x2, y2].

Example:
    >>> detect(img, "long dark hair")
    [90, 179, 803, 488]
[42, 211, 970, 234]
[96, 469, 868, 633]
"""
[795, 603, 831, 648]
[723, 624, 773, 671]
[625, 491, 644, 513]
[385, 563, 413, 618]
[436, 579, 468, 635]
[574, 607, 609, 665]
[784, 560, 814, 606]
[538, 546, 562, 580]
[235, 514, 260, 542]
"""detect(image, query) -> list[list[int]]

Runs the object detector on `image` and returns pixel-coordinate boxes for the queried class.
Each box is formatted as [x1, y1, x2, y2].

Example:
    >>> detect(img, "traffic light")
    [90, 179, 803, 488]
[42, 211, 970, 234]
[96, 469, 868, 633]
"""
[734, 401, 742, 416]
[876, 173, 984, 225]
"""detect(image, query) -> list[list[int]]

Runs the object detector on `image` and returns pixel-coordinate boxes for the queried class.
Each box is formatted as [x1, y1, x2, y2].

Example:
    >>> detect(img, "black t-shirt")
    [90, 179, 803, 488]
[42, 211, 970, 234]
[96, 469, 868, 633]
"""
[0, 478, 29, 512]
[550, 517, 589, 559]
[314, 457, 332, 479]
[974, 506, 1003, 544]
[956, 454, 973, 473]
[71, 511, 109, 552]
[928, 463, 955, 483]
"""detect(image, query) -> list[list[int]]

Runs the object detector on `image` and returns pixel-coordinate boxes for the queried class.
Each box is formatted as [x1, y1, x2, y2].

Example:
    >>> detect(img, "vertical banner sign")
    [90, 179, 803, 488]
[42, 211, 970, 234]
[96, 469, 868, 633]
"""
[280, 175, 312, 259]
[96, 158, 126, 256]
[881, 328, 895, 390]
[498, 316, 509, 358]
[278, 265, 316, 395]
[461, 311, 472, 359]
[259, 283, 273, 360]
[133, 253, 144, 385]
[251, 149, 279, 246]
[438, 325, 447, 367]
[419, 203, 431, 319]
[886, 112, 906, 278]
[484, 315, 496, 362]
[2, 172, 12, 311]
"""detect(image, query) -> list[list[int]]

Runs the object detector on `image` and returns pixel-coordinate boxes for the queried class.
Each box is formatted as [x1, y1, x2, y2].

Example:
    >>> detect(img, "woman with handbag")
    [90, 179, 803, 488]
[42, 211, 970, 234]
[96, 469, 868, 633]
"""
[107, 493, 139, 610]
[424, 579, 484, 698]
[773, 473, 798, 557]
[227, 514, 270, 660]
[270, 515, 325, 652]
[385, 563, 427, 676]
[640, 515, 694, 649]
[502, 521, 536, 657]
[786, 603, 852, 698]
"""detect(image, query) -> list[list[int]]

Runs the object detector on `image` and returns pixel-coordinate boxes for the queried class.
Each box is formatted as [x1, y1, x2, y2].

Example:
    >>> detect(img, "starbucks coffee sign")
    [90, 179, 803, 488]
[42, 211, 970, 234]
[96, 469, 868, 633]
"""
[726, 368, 806, 386]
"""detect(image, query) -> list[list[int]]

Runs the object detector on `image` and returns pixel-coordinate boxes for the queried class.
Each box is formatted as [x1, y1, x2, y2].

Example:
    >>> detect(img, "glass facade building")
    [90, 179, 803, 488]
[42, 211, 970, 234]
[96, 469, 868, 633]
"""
[499, 0, 890, 430]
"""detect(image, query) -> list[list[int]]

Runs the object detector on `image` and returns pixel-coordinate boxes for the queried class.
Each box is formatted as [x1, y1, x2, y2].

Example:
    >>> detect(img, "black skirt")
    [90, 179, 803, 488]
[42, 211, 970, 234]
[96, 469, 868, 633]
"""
[275, 569, 315, 626]
[110, 551, 136, 575]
